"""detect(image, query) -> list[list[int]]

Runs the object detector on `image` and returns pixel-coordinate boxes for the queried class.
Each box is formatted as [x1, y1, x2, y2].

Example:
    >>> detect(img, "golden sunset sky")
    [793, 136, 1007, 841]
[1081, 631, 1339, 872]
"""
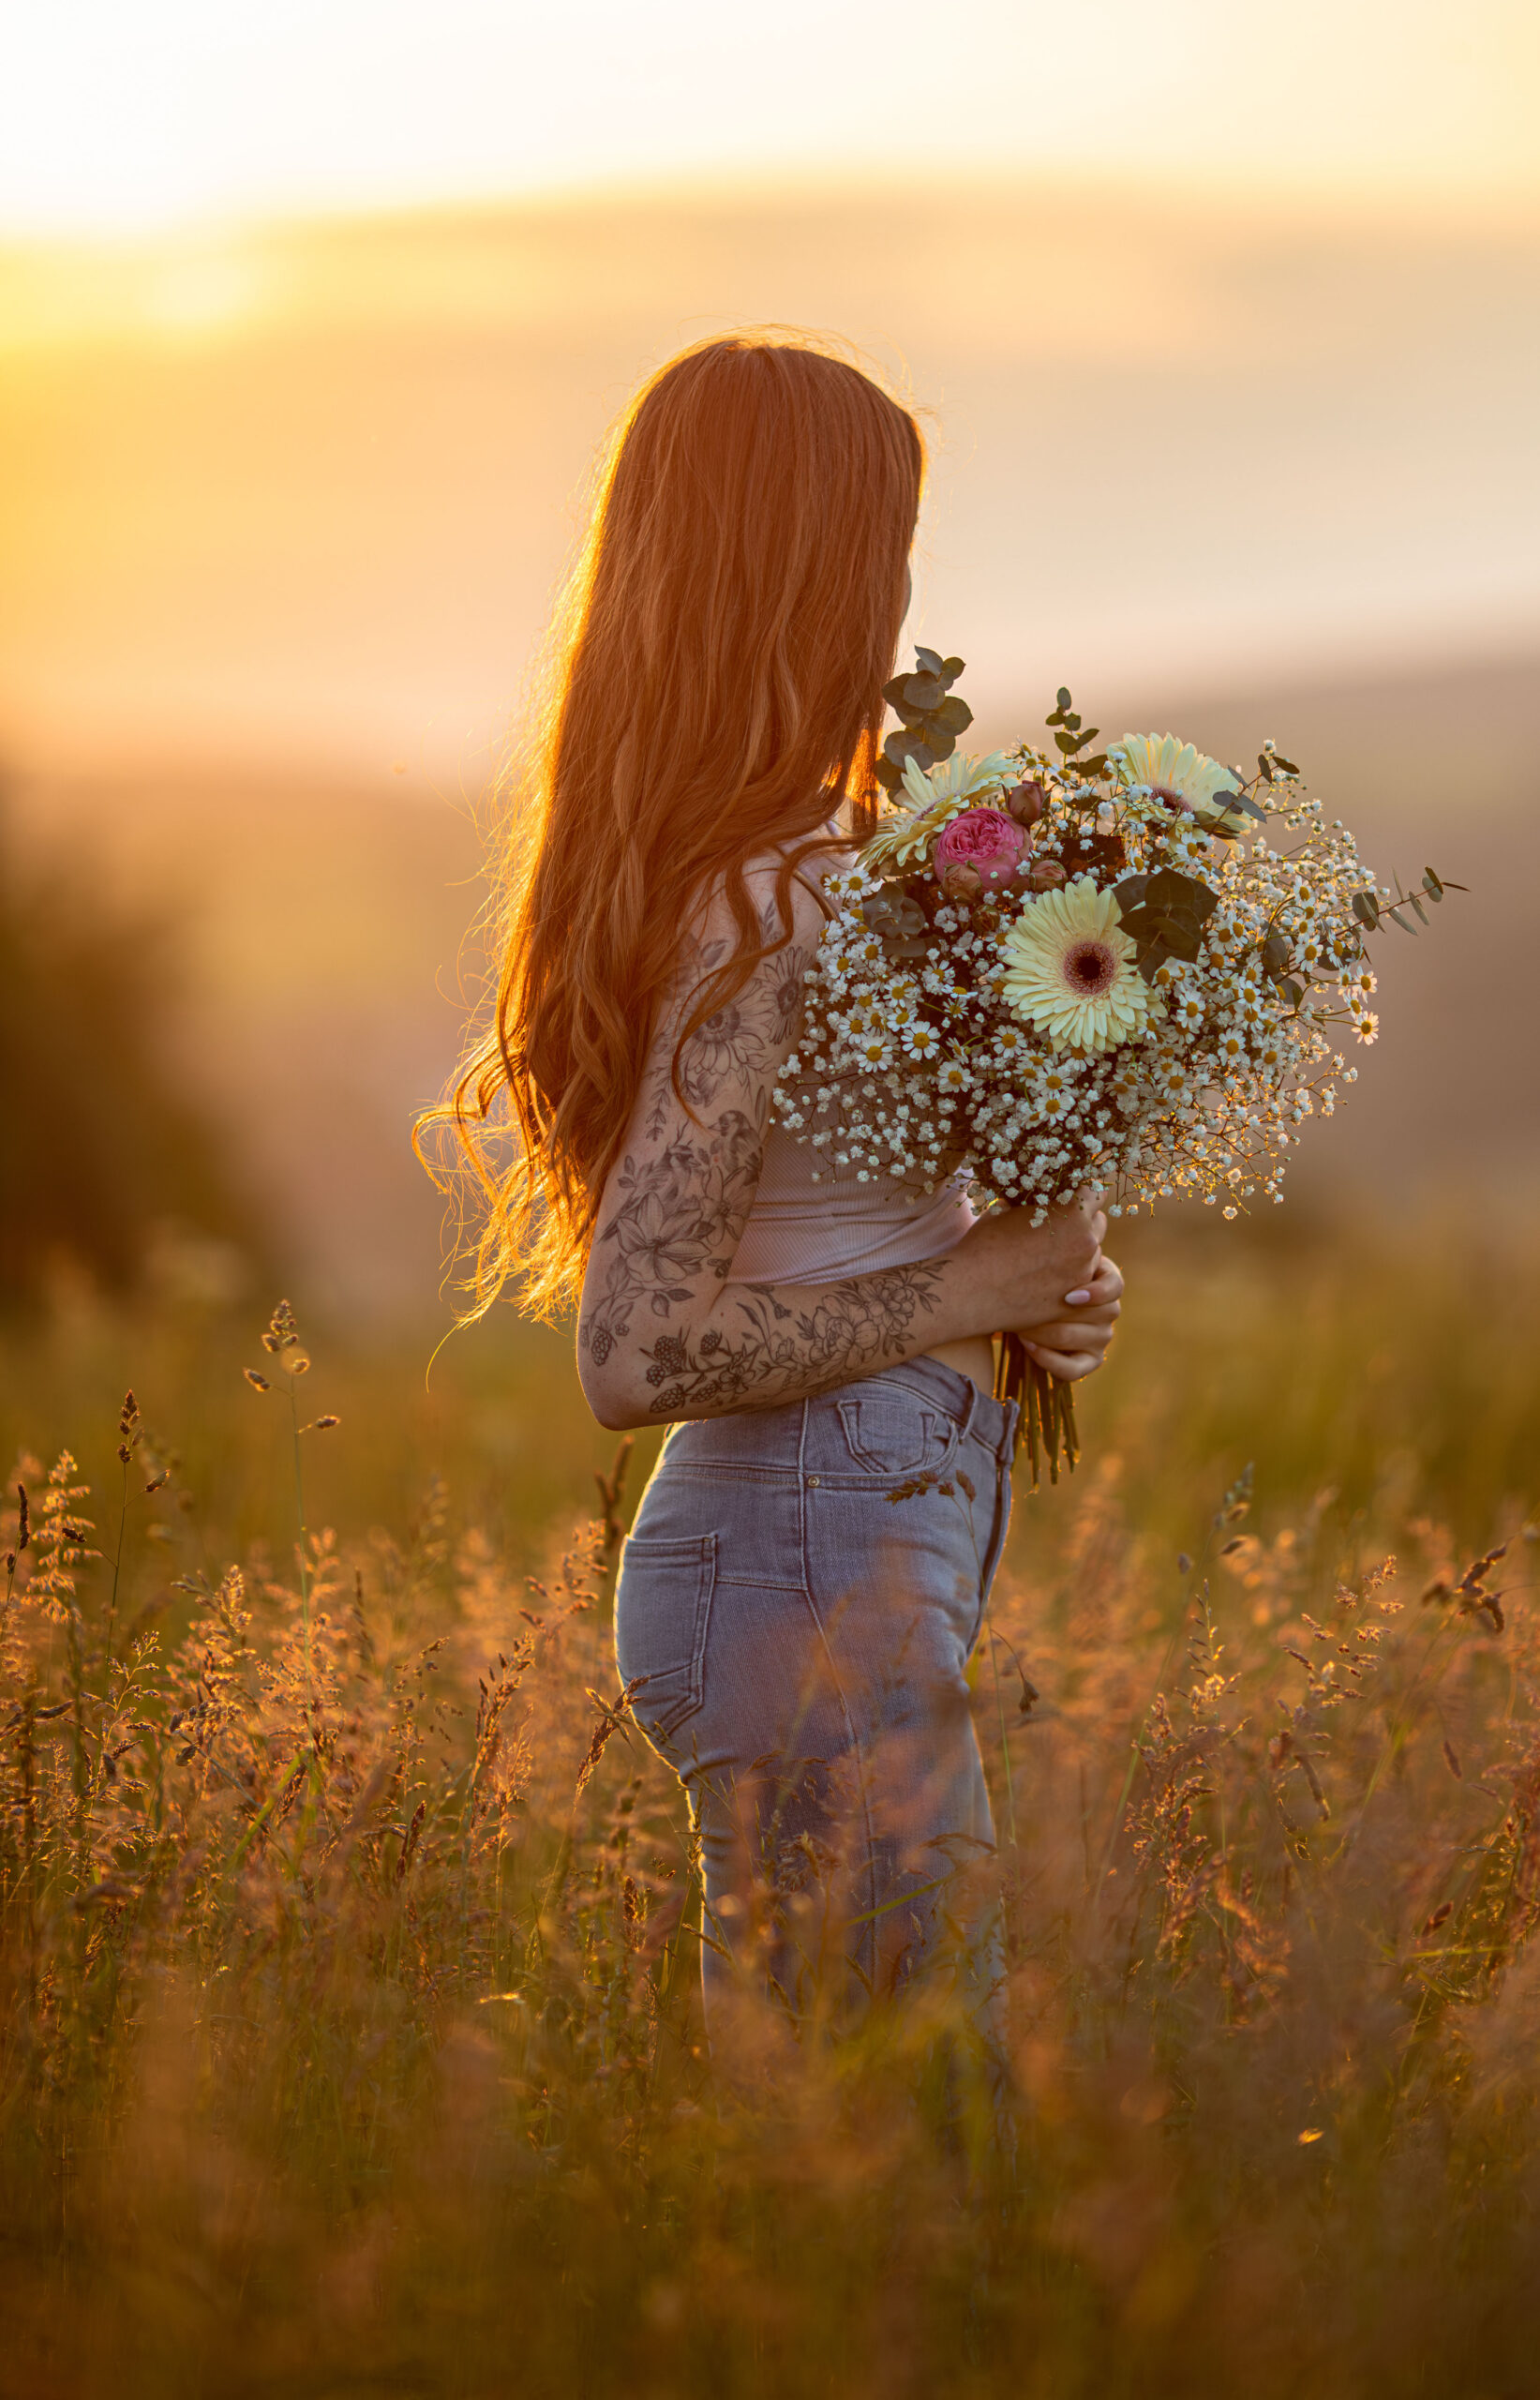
[4, 0, 1538, 232]
[3, 3, 1539, 783]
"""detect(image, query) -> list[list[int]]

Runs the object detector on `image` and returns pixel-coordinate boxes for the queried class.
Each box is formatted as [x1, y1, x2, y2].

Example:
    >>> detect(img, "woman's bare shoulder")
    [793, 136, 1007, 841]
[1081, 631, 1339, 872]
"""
[723, 835, 860, 944]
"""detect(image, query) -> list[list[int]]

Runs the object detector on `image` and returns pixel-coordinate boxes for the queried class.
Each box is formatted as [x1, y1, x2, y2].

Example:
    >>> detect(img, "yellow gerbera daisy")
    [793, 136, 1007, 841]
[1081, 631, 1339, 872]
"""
[1000, 876, 1155, 1054]
[1109, 733, 1249, 834]
[861, 749, 1017, 874]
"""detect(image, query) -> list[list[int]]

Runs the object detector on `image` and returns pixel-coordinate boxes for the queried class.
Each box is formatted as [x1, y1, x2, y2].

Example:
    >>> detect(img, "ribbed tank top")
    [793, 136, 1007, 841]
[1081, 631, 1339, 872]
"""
[727, 1127, 976, 1287]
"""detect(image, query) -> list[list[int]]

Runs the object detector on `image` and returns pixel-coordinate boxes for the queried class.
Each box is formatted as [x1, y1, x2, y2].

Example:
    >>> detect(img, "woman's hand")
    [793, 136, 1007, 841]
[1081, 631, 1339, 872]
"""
[955, 1190, 1107, 1339]
[1009, 1251, 1123, 1382]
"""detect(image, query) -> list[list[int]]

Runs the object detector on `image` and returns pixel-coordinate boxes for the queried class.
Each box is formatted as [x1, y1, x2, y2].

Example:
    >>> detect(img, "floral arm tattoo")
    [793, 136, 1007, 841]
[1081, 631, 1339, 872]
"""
[579, 883, 949, 1419]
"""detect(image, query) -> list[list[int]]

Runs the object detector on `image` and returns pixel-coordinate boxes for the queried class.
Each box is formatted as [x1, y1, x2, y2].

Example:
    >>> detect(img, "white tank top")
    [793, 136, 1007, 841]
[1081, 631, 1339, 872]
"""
[727, 1126, 976, 1287]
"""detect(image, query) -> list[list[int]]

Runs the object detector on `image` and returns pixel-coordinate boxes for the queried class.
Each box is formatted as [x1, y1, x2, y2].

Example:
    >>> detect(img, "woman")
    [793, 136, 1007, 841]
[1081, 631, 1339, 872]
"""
[438, 335, 1122, 2039]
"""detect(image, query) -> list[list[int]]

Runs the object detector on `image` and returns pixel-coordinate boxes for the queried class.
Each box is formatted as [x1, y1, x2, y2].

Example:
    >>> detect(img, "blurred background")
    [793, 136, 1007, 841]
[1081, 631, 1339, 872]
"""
[1, 0, 1537, 1338]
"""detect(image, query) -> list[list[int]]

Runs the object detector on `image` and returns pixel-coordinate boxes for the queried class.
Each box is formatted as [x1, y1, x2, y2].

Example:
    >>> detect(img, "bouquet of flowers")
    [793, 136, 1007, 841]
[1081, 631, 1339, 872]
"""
[773, 651, 1458, 1485]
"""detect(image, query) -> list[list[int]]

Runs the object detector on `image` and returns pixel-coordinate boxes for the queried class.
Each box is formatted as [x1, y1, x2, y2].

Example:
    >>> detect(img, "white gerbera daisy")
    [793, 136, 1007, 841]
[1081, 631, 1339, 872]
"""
[1000, 876, 1155, 1054]
[1109, 733, 1249, 834]
[861, 749, 1017, 874]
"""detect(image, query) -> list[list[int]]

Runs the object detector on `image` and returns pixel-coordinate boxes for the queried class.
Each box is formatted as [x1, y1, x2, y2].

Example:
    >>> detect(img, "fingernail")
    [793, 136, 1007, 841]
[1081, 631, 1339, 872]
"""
[1064, 1289, 1092, 1306]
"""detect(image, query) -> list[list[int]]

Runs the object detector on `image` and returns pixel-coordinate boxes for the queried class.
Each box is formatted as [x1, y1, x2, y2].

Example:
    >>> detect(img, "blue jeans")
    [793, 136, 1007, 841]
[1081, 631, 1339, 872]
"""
[615, 1355, 1018, 2032]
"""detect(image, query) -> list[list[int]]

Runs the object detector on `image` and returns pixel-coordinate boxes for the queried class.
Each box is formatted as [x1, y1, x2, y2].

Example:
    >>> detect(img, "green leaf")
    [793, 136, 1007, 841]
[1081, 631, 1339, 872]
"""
[904, 671, 945, 711]
[1423, 867, 1444, 901]
[1408, 892, 1429, 924]
[875, 757, 905, 793]
[1262, 931, 1292, 976]
[941, 656, 965, 680]
[1077, 752, 1109, 777]
[861, 891, 926, 940]
[1386, 906, 1417, 935]
[1143, 868, 1219, 922]
[1274, 754, 1300, 776]
[1278, 976, 1304, 1008]
[1352, 891, 1381, 930]
[884, 729, 934, 772]
[926, 728, 959, 763]
[914, 645, 946, 677]
[880, 672, 910, 708]
[1054, 728, 1077, 755]
[1120, 906, 1203, 962]
[1064, 711, 1082, 731]
[930, 694, 973, 737]
[1257, 752, 1276, 784]
[1113, 872, 1150, 911]
[1056, 686, 1072, 710]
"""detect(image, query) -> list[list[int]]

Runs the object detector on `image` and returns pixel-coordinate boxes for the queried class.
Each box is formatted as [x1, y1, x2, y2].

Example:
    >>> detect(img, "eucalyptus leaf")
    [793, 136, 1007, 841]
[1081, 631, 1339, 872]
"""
[1121, 908, 1203, 962]
[1144, 868, 1219, 922]
[860, 891, 926, 940]
[931, 695, 973, 736]
[904, 671, 944, 710]
[1353, 892, 1381, 930]
[914, 645, 946, 676]
[942, 656, 965, 679]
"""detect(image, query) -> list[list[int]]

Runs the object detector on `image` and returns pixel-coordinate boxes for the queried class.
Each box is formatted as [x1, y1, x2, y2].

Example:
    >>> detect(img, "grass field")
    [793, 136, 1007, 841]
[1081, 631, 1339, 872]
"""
[2, 1203, 1538, 2399]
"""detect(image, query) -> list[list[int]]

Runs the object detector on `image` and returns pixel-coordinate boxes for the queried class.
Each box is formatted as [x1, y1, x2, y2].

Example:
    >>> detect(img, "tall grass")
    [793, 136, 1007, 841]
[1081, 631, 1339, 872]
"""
[1, 1208, 1537, 2400]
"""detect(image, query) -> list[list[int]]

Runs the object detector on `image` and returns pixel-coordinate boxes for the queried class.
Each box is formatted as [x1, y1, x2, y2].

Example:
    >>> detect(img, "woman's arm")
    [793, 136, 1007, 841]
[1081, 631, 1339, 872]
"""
[576, 867, 1106, 1430]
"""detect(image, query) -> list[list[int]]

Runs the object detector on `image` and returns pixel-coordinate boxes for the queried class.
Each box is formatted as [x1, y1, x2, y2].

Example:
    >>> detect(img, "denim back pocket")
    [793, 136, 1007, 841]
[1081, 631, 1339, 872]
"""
[614, 1531, 717, 1740]
[835, 1388, 959, 1478]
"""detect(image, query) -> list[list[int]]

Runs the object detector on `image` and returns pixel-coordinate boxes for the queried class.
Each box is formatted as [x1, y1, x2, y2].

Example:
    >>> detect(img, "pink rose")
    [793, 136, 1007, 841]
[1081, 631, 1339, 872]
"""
[933, 806, 1027, 889]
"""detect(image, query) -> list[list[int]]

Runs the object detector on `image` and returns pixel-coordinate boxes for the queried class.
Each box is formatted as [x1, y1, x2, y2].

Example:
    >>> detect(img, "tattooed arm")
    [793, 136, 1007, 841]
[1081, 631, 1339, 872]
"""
[576, 860, 1105, 1428]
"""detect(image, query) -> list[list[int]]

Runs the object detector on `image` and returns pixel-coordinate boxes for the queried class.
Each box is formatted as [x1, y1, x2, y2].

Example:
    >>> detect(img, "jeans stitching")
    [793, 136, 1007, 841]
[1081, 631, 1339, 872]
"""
[792, 1396, 881, 1977]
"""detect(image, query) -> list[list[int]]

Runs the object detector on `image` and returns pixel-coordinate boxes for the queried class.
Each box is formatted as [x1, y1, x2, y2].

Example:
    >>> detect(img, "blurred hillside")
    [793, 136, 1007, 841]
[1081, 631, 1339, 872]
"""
[7, 645, 1533, 1320]
[1, 183, 1535, 1319]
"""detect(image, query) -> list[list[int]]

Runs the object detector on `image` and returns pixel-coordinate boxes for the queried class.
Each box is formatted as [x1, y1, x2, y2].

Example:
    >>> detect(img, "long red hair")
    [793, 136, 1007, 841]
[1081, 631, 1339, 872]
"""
[422, 333, 925, 1320]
